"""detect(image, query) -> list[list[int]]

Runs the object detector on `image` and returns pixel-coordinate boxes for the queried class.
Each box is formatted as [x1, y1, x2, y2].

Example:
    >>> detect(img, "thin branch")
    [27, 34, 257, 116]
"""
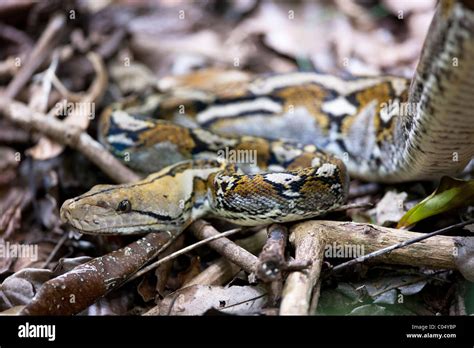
[184, 228, 268, 287]
[96, 29, 127, 59]
[128, 227, 243, 281]
[5, 14, 65, 99]
[190, 220, 259, 275]
[349, 182, 381, 198]
[51, 52, 107, 104]
[0, 97, 140, 183]
[0, 22, 33, 50]
[41, 232, 68, 269]
[332, 202, 373, 211]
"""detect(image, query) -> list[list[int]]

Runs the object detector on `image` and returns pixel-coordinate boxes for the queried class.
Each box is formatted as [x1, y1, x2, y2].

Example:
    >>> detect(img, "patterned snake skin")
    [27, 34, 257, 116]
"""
[60, 0, 474, 235]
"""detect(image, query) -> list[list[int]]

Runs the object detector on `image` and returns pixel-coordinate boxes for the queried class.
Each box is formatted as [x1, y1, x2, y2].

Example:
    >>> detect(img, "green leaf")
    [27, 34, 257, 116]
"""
[397, 177, 474, 228]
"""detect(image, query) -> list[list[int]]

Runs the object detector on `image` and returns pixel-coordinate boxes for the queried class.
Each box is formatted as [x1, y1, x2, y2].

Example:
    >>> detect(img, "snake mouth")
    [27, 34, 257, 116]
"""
[60, 198, 120, 233]
[60, 199, 109, 233]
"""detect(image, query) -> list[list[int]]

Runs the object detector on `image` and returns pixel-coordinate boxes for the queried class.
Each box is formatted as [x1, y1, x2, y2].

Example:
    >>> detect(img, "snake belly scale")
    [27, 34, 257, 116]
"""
[60, 1, 474, 235]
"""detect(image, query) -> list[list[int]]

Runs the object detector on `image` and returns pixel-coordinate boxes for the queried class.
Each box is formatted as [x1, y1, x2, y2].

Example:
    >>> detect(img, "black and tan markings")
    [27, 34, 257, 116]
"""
[61, 1, 474, 234]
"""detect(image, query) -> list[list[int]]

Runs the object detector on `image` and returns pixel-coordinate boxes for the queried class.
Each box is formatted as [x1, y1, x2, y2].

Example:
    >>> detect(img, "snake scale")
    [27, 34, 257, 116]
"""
[60, 0, 474, 235]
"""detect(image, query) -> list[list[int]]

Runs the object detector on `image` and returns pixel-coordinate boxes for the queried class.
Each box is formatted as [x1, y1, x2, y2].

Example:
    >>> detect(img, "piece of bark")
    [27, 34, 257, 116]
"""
[256, 224, 288, 282]
[256, 224, 289, 305]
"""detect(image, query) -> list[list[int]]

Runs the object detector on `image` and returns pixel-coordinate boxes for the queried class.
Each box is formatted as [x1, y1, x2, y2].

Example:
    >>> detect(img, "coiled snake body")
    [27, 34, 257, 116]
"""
[61, 1, 474, 235]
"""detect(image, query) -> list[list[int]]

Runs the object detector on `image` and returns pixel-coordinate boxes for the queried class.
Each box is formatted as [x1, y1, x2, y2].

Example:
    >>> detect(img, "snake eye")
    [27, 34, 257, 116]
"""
[117, 199, 131, 212]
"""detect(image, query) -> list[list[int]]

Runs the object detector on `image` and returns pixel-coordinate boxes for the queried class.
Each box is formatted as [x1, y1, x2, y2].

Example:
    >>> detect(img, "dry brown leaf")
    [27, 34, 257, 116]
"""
[11, 241, 54, 272]
[176, 256, 202, 288]
[1, 268, 54, 310]
[137, 275, 156, 303]
[153, 233, 185, 297]
[369, 191, 408, 226]
[232, 1, 339, 71]
[26, 137, 64, 161]
[0, 146, 18, 186]
[109, 62, 157, 95]
[0, 187, 32, 238]
[383, 0, 436, 15]
[159, 285, 266, 315]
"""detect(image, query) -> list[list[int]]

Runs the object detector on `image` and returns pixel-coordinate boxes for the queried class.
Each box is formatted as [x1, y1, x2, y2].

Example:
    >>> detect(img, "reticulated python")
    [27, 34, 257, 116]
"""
[60, 1, 474, 235]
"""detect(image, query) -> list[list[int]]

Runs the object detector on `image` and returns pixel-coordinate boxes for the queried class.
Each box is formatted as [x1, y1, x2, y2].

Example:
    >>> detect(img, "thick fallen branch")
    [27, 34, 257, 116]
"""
[329, 220, 474, 275]
[0, 97, 140, 183]
[279, 220, 474, 315]
[295, 220, 473, 272]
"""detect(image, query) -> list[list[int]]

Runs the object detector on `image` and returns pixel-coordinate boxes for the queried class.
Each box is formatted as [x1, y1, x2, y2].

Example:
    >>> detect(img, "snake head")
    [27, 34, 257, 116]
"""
[60, 160, 223, 235]
[60, 179, 189, 235]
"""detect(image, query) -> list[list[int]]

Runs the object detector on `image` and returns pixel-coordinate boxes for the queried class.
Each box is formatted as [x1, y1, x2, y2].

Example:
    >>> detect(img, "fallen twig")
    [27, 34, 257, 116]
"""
[128, 227, 243, 282]
[184, 228, 267, 287]
[279, 219, 474, 315]
[189, 220, 259, 275]
[28, 51, 109, 160]
[0, 22, 33, 51]
[255, 224, 310, 304]
[51, 52, 107, 106]
[96, 29, 127, 59]
[5, 14, 65, 99]
[0, 97, 140, 183]
[41, 233, 69, 269]
[332, 202, 373, 211]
